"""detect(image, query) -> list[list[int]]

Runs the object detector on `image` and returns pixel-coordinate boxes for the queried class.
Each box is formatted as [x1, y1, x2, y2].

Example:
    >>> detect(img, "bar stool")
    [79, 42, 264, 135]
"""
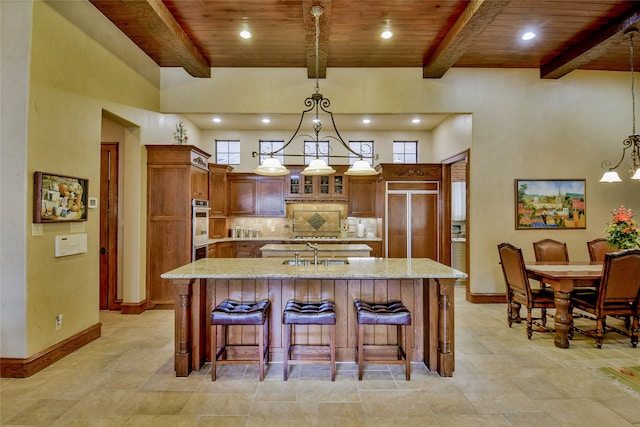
[354, 300, 412, 381]
[210, 299, 271, 381]
[282, 300, 336, 381]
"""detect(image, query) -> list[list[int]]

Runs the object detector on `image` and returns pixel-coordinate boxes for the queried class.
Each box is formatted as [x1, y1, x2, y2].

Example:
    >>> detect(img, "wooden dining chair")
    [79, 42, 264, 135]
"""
[570, 249, 640, 348]
[498, 243, 555, 339]
[586, 238, 616, 262]
[533, 239, 569, 262]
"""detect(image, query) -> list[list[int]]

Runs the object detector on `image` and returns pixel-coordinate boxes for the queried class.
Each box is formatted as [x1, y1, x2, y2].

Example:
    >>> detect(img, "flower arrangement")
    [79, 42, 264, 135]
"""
[173, 121, 188, 145]
[604, 205, 639, 249]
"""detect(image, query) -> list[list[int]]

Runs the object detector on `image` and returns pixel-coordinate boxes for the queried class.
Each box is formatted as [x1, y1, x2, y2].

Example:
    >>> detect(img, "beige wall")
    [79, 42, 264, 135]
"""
[161, 67, 639, 294]
[2, 0, 638, 360]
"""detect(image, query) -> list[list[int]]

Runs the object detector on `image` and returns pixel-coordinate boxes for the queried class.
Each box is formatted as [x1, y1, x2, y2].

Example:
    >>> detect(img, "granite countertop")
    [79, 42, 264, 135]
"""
[161, 257, 467, 280]
[259, 243, 372, 252]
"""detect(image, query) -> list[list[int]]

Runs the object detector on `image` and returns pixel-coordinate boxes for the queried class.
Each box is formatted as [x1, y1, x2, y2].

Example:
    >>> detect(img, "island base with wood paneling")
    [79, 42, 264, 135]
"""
[162, 257, 465, 377]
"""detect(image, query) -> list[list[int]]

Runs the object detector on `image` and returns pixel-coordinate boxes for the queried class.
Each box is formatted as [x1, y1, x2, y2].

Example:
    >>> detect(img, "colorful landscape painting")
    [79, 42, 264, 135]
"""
[515, 179, 586, 229]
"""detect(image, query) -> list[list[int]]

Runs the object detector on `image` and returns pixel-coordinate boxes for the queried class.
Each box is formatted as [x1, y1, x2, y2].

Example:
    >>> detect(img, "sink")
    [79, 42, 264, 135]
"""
[282, 258, 349, 265]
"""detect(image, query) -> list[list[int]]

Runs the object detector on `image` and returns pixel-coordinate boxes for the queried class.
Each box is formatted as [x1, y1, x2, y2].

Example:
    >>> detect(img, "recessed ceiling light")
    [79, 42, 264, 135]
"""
[240, 30, 252, 39]
[411, 118, 421, 124]
[521, 31, 536, 41]
[362, 118, 371, 124]
[261, 118, 271, 124]
[212, 117, 222, 123]
[381, 30, 393, 39]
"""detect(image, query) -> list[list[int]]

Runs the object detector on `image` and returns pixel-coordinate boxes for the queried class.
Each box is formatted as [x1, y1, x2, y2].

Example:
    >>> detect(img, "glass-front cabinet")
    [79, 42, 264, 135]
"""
[286, 165, 348, 200]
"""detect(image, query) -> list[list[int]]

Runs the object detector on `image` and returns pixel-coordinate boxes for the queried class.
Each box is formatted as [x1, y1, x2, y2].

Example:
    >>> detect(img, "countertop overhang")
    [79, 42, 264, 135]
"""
[161, 257, 467, 280]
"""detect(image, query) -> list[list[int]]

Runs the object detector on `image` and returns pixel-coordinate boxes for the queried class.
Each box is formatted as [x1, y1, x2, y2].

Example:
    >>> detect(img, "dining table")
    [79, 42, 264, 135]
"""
[524, 262, 602, 348]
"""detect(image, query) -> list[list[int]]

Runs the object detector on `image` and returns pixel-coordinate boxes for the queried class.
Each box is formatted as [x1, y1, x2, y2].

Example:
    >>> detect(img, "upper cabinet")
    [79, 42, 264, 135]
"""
[209, 163, 233, 216]
[347, 175, 378, 217]
[229, 174, 286, 217]
[286, 165, 348, 201]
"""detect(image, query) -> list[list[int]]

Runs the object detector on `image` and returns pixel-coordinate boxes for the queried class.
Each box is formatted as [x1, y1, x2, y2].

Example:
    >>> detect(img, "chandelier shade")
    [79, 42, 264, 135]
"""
[600, 29, 640, 182]
[252, 5, 379, 177]
[252, 156, 290, 176]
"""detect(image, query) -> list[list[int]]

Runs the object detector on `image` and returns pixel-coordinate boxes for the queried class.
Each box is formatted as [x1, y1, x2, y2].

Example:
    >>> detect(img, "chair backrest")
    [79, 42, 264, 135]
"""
[533, 239, 569, 262]
[598, 249, 640, 315]
[587, 238, 616, 262]
[498, 242, 533, 300]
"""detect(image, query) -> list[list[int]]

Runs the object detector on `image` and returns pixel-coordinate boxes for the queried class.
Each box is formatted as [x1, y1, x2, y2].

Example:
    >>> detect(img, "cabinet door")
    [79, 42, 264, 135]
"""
[257, 177, 285, 216]
[387, 193, 408, 258]
[209, 217, 227, 238]
[209, 165, 230, 216]
[229, 178, 257, 215]
[287, 170, 302, 197]
[410, 193, 438, 259]
[348, 176, 376, 217]
[217, 241, 235, 257]
[190, 167, 209, 199]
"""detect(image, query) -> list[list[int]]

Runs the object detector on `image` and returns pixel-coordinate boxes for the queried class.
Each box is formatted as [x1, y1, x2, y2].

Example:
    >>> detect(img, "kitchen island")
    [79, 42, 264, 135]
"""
[161, 257, 466, 378]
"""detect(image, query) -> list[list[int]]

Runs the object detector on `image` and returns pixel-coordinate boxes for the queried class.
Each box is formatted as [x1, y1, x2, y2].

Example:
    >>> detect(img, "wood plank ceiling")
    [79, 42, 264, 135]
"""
[89, 0, 640, 80]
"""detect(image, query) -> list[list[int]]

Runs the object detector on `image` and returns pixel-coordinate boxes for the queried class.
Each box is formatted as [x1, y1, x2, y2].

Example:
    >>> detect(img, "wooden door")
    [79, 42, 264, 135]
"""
[100, 143, 120, 310]
[256, 177, 285, 216]
[410, 193, 438, 259]
[387, 193, 408, 257]
[229, 177, 257, 215]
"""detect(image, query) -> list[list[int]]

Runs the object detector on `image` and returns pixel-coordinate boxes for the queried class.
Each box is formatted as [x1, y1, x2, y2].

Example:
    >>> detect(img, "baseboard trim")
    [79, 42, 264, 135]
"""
[0, 323, 101, 378]
[121, 300, 147, 315]
[467, 292, 506, 304]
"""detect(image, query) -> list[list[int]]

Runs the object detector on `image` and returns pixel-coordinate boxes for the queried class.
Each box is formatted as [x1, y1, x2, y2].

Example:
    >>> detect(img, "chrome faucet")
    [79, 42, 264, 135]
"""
[306, 242, 319, 264]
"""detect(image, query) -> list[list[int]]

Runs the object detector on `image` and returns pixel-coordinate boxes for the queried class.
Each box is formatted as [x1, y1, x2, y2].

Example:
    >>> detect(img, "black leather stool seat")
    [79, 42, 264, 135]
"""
[354, 299, 412, 381]
[211, 299, 270, 325]
[354, 300, 411, 325]
[283, 300, 336, 325]
[210, 299, 271, 381]
[282, 299, 336, 381]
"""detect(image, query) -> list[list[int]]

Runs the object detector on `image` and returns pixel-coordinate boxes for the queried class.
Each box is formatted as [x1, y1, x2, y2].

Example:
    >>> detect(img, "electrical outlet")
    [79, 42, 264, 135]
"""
[55, 314, 63, 331]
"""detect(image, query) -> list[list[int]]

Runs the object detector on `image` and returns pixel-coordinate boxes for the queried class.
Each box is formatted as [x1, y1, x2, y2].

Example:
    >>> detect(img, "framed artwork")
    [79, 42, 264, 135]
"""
[515, 179, 585, 229]
[34, 172, 88, 223]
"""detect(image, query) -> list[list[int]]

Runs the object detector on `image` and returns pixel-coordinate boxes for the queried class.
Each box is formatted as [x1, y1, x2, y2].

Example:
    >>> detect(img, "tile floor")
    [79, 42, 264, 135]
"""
[1, 287, 639, 426]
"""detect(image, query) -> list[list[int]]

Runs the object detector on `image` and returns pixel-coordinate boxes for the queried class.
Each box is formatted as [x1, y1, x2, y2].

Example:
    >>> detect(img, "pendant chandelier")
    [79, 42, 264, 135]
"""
[600, 28, 640, 182]
[252, 5, 379, 177]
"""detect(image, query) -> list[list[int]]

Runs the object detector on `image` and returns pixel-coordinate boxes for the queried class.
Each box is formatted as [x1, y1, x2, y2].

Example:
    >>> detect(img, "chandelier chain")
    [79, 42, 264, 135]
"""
[631, 31, 636, 135]
[314, 7, 320, 94]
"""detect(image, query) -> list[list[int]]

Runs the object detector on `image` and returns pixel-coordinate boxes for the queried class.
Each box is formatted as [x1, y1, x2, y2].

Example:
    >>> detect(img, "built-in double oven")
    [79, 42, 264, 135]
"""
[192, 199, 210, 261]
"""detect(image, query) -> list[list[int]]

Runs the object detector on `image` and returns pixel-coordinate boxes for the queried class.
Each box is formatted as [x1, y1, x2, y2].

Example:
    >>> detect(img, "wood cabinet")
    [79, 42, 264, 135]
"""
[234, 240, 286, 258]
[286, 165, 347, 201]
[209, 163, 232, 216]
[229, 176, 256, 215]
[208, 241, 235, 258]
[377, 164, 442, 260]
[229, 174, 286, 217]
[347, 175, 377, 217]
[209, 217, 227, 238]
[145, 145, 210, 309]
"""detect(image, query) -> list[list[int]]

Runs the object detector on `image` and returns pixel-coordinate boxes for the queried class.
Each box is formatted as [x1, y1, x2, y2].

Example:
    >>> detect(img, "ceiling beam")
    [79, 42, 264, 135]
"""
[422, 0, 510, 79]
[100, 0, 211, 78]
[303, 0, 331, 79]
[541, 8, 640, 79]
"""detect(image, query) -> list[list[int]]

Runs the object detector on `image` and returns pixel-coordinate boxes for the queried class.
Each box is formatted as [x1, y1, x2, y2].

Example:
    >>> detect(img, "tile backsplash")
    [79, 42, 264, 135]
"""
[228, 202, 381, 238]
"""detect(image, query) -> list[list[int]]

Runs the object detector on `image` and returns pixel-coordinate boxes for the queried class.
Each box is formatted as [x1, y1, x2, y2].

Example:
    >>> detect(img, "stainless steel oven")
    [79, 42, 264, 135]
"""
[192, 199, 210, 261]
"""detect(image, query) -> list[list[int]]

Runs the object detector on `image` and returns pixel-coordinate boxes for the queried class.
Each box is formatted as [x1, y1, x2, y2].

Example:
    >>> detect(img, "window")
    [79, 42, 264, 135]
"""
[216, 140, 241, 165]
[304, 140, 329, 164]
[258, 140, 284, 164]
[393, 141, 418, 163]
[348, 141, 374, 165]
